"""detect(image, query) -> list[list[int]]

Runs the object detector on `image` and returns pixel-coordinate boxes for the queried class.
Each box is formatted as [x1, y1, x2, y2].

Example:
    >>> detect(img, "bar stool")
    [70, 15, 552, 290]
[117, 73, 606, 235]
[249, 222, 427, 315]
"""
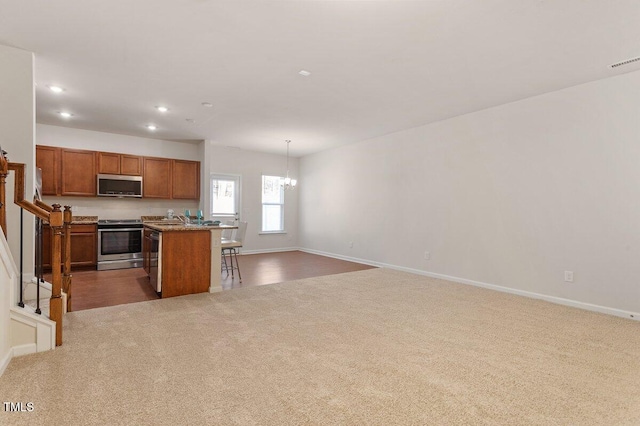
[221, 221, 247, 282]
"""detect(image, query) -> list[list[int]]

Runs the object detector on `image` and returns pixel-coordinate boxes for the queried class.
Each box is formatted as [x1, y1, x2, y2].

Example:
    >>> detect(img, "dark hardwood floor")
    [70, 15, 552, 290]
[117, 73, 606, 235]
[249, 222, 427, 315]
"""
[49, 251, 375, 311]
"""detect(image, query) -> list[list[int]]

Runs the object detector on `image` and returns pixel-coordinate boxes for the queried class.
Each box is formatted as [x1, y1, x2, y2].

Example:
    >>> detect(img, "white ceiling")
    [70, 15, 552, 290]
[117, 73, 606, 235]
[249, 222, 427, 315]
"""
[1, 0, 639, 157]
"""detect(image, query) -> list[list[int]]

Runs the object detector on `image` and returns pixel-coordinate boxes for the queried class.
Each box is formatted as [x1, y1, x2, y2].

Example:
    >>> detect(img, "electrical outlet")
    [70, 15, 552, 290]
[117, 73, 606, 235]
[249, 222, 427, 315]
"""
[424, 251, 430, 260]
[349, 241, 353, 248]
[564, 271, 574, 282]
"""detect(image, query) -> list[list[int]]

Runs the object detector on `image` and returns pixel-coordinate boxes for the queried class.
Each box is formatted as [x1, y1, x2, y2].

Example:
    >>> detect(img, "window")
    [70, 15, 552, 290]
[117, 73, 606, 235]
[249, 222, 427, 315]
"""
[211, 174, 240, 218]
[262, 175, 284, 232]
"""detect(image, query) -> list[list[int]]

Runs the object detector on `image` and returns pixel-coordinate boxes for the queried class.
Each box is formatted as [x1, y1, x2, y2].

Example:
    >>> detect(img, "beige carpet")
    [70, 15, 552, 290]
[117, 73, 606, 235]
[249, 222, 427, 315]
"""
[1, 268, 639, 425]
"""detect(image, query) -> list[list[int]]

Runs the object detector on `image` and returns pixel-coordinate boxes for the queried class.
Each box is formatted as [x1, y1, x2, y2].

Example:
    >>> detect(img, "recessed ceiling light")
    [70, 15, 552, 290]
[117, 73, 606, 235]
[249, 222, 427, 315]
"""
[155, 106, 169, 113]
[49, 85, 64, 93]
[58, 111, 73, 118]
[201, 102, 213, 108]
[146, 124, 157, 131]
[298, 70, 311, 77]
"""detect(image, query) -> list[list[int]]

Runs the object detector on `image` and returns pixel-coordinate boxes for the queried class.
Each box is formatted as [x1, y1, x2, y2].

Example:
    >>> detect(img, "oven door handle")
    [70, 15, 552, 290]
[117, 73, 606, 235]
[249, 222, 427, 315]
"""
[98, 228, 143, 233]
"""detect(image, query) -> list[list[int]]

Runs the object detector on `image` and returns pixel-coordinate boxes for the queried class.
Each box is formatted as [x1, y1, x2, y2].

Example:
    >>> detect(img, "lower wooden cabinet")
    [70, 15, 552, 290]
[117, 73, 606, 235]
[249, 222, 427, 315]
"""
[42, 224, 98, 270]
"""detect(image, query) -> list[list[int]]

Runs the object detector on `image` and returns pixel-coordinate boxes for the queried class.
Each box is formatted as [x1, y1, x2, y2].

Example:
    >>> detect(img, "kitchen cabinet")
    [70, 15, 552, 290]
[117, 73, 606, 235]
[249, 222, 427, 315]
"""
[98, 152, 142, 176]
[60, 149, 96, 196]
[36, 146, 96, 196]
[143, 224, 220, 297]
[42, 224, 98, 270]
[36, 145, 201, 201]
[171, 160, 200, 200]
[35, 145, 60, 196]
[143, 157, 172, 199]
[121, 155, 143, 175]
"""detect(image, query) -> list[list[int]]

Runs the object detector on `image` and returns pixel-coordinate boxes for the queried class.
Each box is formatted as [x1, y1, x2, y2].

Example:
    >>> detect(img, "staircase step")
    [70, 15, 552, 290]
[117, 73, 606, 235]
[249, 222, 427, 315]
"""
[22, 291, 66, 316]
[21, 301, 49, 317]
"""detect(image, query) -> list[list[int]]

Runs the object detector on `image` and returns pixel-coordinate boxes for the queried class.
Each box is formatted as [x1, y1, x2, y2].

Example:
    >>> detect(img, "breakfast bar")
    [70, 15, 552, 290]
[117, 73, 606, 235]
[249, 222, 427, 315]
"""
[142, 222, 237, 297]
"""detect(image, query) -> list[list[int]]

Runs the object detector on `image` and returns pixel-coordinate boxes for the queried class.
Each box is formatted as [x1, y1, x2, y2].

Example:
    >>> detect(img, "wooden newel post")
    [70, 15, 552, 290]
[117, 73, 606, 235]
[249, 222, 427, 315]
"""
[49, 203, 64, 346]
[63, 206, 73, 312]
[0, 148, 8, 237]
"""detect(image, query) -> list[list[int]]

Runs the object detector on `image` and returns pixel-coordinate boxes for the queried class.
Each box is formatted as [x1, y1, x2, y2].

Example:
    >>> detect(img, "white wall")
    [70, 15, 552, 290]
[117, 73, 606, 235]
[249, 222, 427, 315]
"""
[300, 69, 640, 316]
[0, 43, 35, 371]
[204, 142, 299, 253]
[0, 44, 36, 284]
[36, 124, 201, 219]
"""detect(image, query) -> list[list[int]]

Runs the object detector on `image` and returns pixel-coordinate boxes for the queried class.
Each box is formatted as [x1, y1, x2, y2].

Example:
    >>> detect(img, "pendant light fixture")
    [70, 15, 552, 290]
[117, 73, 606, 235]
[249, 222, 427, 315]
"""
[283, 139, 297, 190]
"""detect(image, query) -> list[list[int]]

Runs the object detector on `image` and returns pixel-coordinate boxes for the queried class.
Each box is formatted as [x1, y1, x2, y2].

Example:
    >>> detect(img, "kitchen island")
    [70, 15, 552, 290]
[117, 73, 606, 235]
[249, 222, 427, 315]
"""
[142, 222, 236, 298]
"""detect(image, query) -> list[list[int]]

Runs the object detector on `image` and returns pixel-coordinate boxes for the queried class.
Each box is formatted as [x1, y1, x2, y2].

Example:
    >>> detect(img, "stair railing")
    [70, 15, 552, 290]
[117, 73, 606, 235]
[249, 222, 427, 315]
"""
[0, 148, 70, 346]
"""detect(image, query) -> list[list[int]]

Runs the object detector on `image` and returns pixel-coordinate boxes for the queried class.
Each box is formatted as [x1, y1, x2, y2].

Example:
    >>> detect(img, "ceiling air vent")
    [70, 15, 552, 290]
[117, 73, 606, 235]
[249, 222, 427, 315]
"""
[610, 56, 640, 69]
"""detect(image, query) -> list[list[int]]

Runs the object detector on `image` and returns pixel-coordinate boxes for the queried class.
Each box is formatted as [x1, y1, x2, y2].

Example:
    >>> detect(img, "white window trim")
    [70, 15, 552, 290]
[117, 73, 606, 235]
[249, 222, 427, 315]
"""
[261, 175, 285, 232]
[210, 173, 242, 220]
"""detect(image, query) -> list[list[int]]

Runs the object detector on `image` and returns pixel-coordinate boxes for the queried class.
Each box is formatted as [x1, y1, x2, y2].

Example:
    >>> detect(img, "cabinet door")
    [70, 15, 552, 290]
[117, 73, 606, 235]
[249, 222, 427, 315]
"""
[172, 160, 200, 200]
[61, 149, 96, 196]
[120, 155, 142, 176]
[35, 145, 60, 196]
[143, 157, 172, 198]
[70, 228, 97, 267]
[98, 152, 121, 174]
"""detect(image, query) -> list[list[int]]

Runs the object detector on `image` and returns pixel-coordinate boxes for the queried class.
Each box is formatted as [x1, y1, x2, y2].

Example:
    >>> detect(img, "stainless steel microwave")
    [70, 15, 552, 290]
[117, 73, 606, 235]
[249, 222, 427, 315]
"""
[97, 174, 143, 198]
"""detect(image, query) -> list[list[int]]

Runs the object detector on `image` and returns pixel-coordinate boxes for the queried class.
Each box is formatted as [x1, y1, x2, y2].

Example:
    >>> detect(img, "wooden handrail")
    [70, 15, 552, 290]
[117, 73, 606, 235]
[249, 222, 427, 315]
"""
[8, 163, 52, 223]
[35, 199, 53, 213]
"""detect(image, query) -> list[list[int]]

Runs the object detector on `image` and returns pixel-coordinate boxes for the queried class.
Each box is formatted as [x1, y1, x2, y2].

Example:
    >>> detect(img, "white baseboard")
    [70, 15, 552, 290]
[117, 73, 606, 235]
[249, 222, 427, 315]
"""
[299, 248, 382, 268]
[0, 344, 38, 378]
[299, 248, 640, 322]
[12, 343, 37, 357]
[0, 349, 11, 377]
[241, 247, 300, 255]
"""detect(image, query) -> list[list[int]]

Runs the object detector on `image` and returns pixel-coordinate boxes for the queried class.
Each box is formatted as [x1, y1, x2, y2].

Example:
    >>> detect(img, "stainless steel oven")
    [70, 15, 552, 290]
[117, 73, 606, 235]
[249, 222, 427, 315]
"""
[97, 219, 143, 270]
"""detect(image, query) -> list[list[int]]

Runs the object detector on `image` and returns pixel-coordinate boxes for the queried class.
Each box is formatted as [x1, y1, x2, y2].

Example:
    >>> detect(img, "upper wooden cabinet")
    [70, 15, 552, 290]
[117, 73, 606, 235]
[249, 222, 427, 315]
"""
[121, 155, 142, 175]
[36, 145, 200, 200]
[36, 146, 96, 197]
[143, 157, 172, 198]
[172, 160, 200, 200]
[98, 152, 142, 176]
[35, 145, 60, 196]
[60, 149, 96, 196]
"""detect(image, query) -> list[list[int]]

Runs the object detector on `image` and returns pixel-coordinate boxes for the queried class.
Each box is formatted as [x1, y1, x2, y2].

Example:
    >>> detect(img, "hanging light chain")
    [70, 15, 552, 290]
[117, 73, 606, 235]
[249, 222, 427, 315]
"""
[284, 139, 297, 190]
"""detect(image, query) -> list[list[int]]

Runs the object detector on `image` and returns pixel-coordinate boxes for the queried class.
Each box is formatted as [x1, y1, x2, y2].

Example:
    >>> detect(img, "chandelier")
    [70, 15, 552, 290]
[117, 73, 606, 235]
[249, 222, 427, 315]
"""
[283, 140, 297, 190]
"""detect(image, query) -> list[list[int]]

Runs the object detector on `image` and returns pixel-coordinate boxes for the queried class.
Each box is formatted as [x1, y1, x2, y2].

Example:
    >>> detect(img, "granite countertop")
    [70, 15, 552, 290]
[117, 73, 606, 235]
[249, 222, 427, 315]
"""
[141, 215, 169, 222]
[144, 223, 236, 232]
[43, 215, 98, 226]
[71, 216, 98, 224]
